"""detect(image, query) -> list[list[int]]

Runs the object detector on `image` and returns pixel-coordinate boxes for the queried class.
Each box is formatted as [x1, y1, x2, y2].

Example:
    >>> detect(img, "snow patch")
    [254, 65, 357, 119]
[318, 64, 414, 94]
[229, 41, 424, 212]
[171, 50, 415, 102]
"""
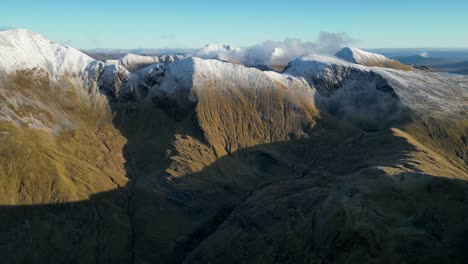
[336, 47, 392, 65]
[0, 29, 94, 79]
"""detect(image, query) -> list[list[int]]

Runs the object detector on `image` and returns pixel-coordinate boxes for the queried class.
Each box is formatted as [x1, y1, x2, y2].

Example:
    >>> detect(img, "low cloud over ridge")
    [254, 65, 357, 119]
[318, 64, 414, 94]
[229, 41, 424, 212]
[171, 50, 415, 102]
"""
[195, 32, 357, 66]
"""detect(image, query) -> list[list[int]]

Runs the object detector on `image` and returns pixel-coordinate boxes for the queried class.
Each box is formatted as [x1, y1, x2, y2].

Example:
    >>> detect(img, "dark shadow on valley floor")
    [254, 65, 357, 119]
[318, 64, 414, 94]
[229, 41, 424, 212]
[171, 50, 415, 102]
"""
[1, 122, 467, 263]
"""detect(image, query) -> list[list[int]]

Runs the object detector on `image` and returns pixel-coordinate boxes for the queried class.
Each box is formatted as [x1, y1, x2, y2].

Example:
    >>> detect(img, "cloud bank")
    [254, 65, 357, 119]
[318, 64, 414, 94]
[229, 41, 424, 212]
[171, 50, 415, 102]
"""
[194, 32, 357, 66]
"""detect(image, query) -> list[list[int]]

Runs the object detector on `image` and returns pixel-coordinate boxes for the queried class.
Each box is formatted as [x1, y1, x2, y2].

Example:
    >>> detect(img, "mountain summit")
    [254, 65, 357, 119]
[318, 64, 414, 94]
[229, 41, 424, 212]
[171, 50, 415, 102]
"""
[335, 47, 411, 70]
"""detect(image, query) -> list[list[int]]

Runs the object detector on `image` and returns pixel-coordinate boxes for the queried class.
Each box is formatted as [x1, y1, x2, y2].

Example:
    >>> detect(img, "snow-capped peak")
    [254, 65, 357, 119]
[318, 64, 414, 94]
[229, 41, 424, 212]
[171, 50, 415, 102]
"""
[0, 28, 94, 78]
[200, 43, 234, 53]
[335, 47, 410, 70]
[335, 47, 386, 64]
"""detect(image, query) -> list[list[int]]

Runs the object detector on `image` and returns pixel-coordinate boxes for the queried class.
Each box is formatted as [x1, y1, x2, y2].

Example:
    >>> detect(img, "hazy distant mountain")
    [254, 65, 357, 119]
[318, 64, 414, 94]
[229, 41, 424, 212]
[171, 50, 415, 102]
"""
[393, 55, 455, 66]
[0, 29, 467, 264]
[369, 48, 468, 60]
[435, 60, 468, 75]
[389, 54, 468, 75]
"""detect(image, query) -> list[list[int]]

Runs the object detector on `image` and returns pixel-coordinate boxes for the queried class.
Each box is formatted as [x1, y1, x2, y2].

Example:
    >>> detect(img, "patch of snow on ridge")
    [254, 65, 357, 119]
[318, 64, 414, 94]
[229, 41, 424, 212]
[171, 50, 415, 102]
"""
[335, 47, 411, 70]
[284, 53, 468, 119]
[0, 29, 94, 78]
[106, 53, 181, 72]
[152, 57, 314, 105]
[336, 47, 389, 64]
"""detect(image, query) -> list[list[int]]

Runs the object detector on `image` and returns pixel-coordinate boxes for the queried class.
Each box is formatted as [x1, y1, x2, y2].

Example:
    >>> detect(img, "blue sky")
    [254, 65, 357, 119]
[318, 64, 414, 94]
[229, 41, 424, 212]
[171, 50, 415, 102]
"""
[1, 0, 467, 49]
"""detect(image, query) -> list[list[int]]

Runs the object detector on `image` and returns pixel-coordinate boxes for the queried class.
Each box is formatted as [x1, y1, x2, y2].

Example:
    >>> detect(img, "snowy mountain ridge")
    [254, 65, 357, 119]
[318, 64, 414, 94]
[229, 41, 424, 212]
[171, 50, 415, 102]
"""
[0, 29, 94, 78]
[336, 47, 390, 64]
[335, 47, 411, 70]
[0, 29, 465, 124]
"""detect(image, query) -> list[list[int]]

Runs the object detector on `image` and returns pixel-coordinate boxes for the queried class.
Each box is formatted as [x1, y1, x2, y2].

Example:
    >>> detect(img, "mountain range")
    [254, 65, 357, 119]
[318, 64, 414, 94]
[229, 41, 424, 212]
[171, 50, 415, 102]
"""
[0, 29, 467, 264]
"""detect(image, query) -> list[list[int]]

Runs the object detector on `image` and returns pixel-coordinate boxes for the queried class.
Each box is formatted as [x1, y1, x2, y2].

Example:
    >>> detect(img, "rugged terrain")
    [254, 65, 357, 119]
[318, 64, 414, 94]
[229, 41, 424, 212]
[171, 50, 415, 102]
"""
[0, 29, 467, 263]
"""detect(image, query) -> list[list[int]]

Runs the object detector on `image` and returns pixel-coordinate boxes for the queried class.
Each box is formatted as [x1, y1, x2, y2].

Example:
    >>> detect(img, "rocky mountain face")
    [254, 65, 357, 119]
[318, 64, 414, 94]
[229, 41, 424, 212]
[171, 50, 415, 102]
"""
[0, 29, 467, 264]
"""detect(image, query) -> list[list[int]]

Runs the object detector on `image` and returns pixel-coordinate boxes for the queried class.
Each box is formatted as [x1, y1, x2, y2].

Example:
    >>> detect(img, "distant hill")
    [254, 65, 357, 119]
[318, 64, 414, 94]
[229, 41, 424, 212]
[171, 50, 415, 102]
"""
[393, 55, 455, 66]
[370, 48, 468, 60]
[389, 54, 468, 75]
[435, 60, 468, 75]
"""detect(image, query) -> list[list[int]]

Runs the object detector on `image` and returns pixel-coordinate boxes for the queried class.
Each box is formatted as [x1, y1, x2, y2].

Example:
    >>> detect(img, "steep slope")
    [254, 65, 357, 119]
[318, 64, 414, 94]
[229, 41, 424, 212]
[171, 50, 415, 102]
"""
[285, 53, 466, 118]
[0, 30, 133, 262]
[0, 29, 110, 135]
[284, 53, 467, 165]
[152, 58, 318, 158]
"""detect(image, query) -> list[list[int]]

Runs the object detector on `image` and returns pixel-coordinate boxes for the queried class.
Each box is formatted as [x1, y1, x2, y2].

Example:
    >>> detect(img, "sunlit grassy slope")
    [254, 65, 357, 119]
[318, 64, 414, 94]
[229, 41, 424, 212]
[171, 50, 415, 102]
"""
[0, 71, 128, 205]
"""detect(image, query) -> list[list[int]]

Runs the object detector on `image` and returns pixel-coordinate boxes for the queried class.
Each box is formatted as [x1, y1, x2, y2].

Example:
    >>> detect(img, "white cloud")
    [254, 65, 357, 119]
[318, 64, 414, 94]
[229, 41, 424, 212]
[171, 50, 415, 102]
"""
[194, 32, 357, 66]
[418, 51, 430, 58]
